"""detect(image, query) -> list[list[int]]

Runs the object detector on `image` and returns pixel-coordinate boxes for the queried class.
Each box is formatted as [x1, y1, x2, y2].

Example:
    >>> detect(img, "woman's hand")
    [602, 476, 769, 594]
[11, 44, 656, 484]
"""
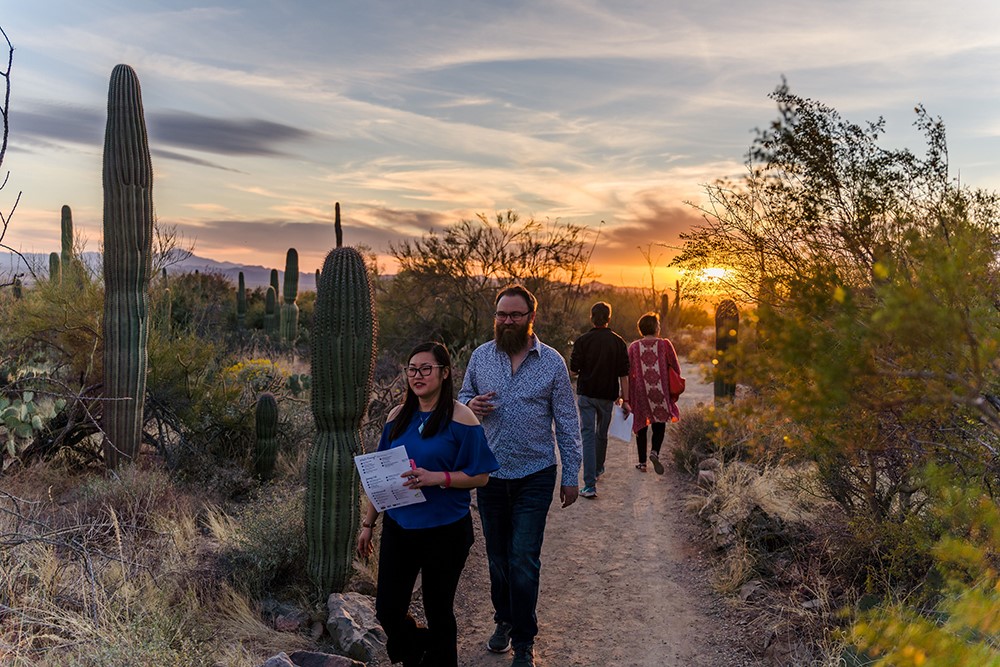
[401, 467, 444, 488]
[356, 527, 374, 558]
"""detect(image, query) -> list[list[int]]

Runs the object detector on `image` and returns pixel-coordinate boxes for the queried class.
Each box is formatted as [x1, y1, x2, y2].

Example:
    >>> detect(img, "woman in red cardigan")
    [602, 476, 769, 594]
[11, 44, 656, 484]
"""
[627, 312, 681, 474]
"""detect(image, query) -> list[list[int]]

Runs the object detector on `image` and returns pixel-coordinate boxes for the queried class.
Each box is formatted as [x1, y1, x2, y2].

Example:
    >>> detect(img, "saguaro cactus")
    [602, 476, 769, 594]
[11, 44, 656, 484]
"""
[101, 64, 154, 469]
[236, 271, 247, 329]
[280, 248, 299, 342]
[254, 392, 279, 480]
[270, 268, 280, 298]
[306, 219, 377, 595]
[714, 299, 739, 402]
[49, 252, 61, 285]
[61, 205, 74, 268]
[264, 286, 278, 337]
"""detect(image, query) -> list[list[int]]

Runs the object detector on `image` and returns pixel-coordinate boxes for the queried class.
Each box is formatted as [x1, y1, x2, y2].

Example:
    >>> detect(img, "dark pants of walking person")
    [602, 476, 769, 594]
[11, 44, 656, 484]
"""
[476, 464, 556, 652]
[636, 422, 666, 464]
[375, 513, 474, 667]
[578, 395, 613, 488]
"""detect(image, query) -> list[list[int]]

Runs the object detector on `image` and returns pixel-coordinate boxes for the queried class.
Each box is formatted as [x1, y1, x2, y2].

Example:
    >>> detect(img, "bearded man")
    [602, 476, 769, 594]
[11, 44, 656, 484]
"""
[459, 284, 582, 667]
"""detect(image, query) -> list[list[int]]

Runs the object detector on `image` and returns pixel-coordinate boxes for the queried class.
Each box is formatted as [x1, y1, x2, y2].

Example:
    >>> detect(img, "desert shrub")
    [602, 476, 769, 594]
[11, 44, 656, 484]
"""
[853, 470, 1000, 665]
[213, 487, 307, 596]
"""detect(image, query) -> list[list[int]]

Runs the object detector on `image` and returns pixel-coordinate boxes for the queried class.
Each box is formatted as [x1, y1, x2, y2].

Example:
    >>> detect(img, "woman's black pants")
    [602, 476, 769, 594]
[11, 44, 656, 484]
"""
[375, 512, 474, 667]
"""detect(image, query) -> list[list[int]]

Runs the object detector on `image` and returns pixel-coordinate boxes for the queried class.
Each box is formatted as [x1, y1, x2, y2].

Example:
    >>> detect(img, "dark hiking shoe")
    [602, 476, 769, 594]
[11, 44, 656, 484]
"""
[650, 451, 665, 475]
[487, 621, 512, 653]
[511, 644, 535, 666]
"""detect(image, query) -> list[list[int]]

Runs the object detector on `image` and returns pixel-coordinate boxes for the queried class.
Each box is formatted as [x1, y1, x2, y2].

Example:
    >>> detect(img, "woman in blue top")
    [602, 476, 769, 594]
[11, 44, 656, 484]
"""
[357, 341, 499, 667]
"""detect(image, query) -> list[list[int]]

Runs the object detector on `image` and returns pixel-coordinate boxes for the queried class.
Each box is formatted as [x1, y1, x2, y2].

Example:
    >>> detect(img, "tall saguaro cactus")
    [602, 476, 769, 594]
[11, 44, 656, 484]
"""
[306, 219, 377, 595]
[102, 64, 154, 469]
[280, 248, 299, 342]
[61, 205, 74, 268]
[264, 286, 278, 337]
[49, 252, 61, 285]
[236, 271, 247, 329]
[714, 299, 739, 403]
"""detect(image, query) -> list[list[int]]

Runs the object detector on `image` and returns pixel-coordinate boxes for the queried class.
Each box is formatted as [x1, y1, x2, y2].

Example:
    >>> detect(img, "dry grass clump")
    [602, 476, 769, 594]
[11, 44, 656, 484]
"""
[0, 461, 317, 666]
[689, 458, 853, 665]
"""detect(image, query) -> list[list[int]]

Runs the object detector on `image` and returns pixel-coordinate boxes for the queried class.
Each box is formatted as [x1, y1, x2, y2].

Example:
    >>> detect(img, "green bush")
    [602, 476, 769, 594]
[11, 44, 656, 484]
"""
[218, 487, 307, 596]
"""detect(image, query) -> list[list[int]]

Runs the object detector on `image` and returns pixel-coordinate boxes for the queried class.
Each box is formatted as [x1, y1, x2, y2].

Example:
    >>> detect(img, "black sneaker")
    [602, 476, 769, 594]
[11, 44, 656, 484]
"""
[511, 644, 535, 666]
[487, 621, 512, 653]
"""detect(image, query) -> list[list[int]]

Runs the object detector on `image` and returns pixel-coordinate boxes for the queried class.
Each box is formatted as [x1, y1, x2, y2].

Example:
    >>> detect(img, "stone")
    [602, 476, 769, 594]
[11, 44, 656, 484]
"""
[289, 650, 366, 667]
[698, 469, 716, 486]
[259, 653, 295, 667]
[275, 614, 305, 633]
[699, 457, 721, 471]
[326, 592, 388, 663]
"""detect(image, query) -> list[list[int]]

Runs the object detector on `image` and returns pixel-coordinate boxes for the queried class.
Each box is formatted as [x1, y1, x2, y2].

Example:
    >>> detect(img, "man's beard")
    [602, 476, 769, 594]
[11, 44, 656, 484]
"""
[495, 320, 532, 356]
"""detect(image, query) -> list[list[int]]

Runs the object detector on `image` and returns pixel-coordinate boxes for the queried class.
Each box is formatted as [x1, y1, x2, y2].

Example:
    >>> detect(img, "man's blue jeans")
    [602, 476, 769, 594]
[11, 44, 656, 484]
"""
[578, 395, 613, 488]
[476, 465, 556, 650]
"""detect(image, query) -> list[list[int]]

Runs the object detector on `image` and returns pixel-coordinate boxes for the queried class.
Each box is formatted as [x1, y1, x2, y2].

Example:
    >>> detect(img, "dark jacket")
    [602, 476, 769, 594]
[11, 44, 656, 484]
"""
[570, 327, 629, 400]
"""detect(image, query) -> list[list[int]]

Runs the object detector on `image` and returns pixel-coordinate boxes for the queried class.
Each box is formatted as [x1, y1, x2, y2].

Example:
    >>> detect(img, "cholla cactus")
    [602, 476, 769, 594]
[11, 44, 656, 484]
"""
[306, 214, 377, 595]
[254, 392, 279, 480]
[280, 248, 299, 342]
[101, 64, 153, 469]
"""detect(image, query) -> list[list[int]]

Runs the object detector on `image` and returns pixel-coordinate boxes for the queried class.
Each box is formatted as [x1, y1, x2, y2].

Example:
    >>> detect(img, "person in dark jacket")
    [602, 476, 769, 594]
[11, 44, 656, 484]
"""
[569, 301, 630, 498]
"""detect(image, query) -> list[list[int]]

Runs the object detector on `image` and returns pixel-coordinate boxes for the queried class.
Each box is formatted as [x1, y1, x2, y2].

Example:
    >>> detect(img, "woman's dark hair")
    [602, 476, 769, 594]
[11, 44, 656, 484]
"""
[637, 312, 660, 336]
[389, 341, 455, 442]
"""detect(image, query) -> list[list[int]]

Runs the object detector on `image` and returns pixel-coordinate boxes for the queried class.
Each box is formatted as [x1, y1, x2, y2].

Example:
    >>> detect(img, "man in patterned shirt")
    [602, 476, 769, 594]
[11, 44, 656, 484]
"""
[459, 284, 582, 667]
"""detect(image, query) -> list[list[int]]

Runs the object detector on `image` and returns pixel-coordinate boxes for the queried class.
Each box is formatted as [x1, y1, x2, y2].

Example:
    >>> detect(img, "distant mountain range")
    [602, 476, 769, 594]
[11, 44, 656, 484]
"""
[1, 251, 318, 291]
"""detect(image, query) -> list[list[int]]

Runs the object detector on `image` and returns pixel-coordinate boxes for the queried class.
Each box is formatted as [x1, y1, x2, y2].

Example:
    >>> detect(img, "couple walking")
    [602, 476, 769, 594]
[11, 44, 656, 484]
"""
[359, 284, 582, 667]
[570, 303, 684, 497]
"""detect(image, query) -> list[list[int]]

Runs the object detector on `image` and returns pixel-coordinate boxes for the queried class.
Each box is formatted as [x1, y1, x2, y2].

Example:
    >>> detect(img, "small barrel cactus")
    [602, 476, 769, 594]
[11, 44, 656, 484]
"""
[280, 248, 299, 342]
[306, 214, 377, 596]
[101, 64, 154, 469]
[254, 392, 279, 480]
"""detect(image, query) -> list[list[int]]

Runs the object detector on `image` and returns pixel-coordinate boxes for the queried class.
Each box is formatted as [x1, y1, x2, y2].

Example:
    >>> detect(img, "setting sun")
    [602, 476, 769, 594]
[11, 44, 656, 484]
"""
[699, 267, 731, 281]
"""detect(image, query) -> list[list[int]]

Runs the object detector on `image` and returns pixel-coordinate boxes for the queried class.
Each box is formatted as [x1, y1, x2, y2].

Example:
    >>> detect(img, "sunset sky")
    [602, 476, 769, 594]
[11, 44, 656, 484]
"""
[4, 1, 1000, 287]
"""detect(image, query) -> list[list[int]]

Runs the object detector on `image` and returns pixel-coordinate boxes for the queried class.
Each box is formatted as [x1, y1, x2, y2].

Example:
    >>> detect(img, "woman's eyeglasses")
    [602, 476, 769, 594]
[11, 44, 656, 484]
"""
[405, 364, 445, 378]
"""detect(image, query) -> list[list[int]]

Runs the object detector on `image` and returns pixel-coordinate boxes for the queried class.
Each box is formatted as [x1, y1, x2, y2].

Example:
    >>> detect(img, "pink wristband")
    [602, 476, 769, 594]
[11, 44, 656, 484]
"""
[443, 471, 452, 488]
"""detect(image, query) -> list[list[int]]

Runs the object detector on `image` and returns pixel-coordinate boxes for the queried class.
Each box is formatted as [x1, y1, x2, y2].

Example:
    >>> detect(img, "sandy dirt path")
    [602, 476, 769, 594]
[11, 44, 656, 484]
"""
[453, 362, 759, 666]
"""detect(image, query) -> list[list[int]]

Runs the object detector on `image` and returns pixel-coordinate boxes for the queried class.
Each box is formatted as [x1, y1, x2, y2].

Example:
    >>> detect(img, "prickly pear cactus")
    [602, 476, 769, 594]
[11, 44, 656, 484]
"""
[714, 299, 739, 402]
[101, 64, 154, 469]
[254, 392, 279, 480]
[236, 271, 247, 329]
[280, 248, 299, 342]
[306, 219, 377, 595]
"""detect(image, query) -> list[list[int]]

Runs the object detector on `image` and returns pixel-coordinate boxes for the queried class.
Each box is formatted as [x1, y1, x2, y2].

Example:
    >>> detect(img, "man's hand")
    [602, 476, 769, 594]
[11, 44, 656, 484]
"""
[560, 485, 578, 508]
[468, 391, 497, 418]
[621, 400, 631, 418]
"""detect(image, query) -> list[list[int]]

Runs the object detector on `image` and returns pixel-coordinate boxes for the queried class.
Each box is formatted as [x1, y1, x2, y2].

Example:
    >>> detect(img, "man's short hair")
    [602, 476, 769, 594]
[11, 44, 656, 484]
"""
[637, 312, 659, 336]
[495, 284, 537, 312]
[591, 302, 611, 326]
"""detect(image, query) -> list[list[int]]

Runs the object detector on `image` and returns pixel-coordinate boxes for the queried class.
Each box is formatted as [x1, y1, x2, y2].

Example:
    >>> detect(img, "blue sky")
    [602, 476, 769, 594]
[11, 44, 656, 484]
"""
[4, 1, 1000, 287]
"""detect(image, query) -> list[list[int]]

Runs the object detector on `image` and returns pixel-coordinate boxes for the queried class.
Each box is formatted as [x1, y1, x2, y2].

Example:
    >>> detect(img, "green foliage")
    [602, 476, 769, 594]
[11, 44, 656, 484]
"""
[673, 84, 1000, 526]
[101, 64, 154, 469]
[384, 210, 594, 355]
[218, 487, 307, 596]
[853, 470, 1000, 666]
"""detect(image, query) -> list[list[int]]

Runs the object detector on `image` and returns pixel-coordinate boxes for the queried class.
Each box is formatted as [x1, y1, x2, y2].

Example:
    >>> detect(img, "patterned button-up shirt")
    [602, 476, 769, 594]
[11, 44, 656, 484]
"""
[459, 335, 582, 487]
